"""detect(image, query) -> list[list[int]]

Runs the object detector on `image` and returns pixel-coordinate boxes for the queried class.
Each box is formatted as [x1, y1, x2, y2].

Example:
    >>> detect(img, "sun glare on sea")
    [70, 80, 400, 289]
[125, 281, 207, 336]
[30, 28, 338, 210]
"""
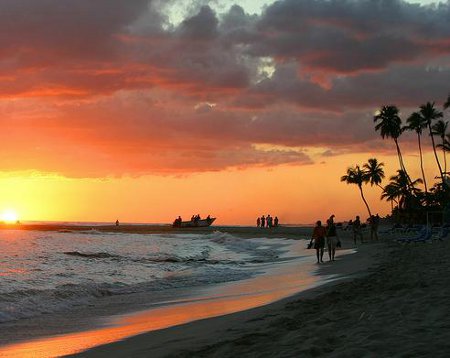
[1, 209, 19, 223]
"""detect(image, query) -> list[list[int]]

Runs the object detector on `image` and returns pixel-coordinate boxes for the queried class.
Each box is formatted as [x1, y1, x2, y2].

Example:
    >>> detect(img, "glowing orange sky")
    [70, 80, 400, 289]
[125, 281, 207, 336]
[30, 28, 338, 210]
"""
[0, 0, 449, 224]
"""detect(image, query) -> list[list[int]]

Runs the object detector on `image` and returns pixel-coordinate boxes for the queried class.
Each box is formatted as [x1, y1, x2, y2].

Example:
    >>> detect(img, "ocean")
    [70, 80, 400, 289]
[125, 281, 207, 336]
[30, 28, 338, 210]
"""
[0, 228, 310, 325]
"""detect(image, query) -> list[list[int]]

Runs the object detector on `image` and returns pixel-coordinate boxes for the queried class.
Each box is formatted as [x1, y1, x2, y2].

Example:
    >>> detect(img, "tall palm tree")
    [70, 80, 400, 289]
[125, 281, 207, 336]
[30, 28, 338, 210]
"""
[406, 112, 429, 193]
[363, 158, 385, 191]
[432, 119, 448, 175]
[420, 102, 444, 183]
[341, 165, 372, 218]
[374, 106, 410, 184]
[364, 157, 397, 206]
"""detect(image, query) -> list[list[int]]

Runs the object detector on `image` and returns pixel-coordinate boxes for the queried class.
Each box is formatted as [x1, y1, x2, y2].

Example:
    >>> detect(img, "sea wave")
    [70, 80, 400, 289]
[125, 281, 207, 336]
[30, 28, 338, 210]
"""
[0, 267, 252, 323]
[63, 251, 121, 259]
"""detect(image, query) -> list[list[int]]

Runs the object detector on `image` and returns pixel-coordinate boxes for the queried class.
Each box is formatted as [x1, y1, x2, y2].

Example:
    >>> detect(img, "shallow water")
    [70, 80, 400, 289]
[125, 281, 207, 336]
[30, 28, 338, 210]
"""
[0, 229, 295, 323]
[0, 228, 341, 357]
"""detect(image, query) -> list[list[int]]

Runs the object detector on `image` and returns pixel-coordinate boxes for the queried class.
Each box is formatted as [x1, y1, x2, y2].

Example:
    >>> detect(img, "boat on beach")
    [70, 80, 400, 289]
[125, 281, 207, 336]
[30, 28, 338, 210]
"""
[173, 217, 216, 228]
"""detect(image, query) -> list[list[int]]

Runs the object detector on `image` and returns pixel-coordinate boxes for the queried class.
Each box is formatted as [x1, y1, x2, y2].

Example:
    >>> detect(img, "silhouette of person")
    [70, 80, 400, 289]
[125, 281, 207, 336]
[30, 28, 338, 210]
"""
[371, 214, 380, 240]
[257, 217, 261, 227]
[115, 219, 119, 227]
[274, 216, 279, 227]
[353, 215, 363, 245]
[312, 220, 326, 263]
[326, 215, 338, 261]
[261, 215, 266, 228]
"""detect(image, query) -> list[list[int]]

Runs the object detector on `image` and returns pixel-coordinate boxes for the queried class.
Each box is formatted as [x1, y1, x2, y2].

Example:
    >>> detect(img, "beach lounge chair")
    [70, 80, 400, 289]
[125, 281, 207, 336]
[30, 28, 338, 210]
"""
[395, 226, 432, 243]
[432, 227, 450, 241]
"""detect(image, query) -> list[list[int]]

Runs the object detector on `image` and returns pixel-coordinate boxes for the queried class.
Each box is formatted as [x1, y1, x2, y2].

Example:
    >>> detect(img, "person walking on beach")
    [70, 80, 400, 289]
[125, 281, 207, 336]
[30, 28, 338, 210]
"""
[257, 217, 261, 227]
[326, 215, 338, 261]
[370, 214, 380, 240]
[274, 216, 279, 227]
[353, 215, 363, 245]
[312, 220, 326, 263]
[261, 215, 266, 228]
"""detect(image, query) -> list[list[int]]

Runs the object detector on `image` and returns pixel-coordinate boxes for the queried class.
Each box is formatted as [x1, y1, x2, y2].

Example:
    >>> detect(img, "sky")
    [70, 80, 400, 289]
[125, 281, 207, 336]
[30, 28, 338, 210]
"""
[0, 0, 449, 224]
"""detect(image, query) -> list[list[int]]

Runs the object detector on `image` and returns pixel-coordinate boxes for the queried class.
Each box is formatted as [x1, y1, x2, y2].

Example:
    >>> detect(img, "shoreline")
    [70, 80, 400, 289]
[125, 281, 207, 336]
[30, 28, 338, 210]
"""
[75, 237, 383, 357]
[78, 235, 450, 357]
[0, 228, 364, 357]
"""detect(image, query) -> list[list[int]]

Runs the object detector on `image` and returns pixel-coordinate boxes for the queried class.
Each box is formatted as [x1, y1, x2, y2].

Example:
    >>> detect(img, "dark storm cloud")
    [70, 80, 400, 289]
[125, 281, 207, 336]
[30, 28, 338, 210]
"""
[253, 0, 450, 72]
[0, 0, 149, 62]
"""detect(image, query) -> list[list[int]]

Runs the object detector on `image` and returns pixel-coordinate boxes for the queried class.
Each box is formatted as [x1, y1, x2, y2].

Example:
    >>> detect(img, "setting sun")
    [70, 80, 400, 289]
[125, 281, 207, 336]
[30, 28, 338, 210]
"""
[1, 209, 19, 223]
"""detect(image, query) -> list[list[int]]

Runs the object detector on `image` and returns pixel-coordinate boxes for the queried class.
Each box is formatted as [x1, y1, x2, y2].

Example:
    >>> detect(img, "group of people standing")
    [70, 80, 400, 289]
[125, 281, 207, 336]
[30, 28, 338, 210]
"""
[348, 214, 380, 245]
[310, 214, 340, 264]
[256, 215, 279, 228]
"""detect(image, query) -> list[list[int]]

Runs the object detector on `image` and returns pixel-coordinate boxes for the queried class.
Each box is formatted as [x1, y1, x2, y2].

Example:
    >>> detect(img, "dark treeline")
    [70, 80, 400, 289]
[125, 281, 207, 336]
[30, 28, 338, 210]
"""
[342, 94, 450, 225]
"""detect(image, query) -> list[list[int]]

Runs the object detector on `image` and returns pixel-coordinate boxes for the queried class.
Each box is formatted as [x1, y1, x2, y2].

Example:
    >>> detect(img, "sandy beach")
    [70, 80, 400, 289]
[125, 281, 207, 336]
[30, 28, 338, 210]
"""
[76, 230, 450, 357]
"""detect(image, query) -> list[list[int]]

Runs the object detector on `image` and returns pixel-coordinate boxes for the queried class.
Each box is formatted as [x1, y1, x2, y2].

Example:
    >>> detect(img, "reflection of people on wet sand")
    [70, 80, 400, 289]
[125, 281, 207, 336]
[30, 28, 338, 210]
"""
[312, 220, 326, 263]
[326, 215, 338, 261]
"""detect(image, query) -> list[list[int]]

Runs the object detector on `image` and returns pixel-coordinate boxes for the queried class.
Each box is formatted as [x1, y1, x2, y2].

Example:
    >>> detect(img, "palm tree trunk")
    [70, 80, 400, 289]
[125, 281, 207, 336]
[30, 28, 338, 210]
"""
[417, 133, 428, 193]
[429, 123, 445, 183]
[443, 137, 447, 176]
[358, 185, 372, 218]
[394, 138, 413, 187]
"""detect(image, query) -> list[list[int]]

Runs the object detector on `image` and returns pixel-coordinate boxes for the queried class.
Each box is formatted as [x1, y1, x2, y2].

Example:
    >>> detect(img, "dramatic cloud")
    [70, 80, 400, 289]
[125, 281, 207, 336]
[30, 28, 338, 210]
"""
[0, 0, 449, 176]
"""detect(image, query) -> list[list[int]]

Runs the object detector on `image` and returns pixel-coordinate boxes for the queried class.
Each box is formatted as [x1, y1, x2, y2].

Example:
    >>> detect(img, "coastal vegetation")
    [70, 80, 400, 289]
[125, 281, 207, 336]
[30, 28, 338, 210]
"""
[342, 94, 450, 224]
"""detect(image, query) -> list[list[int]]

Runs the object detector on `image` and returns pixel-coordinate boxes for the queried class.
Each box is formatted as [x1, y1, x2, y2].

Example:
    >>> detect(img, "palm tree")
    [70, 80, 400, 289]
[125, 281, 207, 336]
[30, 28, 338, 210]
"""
[444, 94, 450, 110]
[439, 134, 450, 152]
[381, 170, 422, 210]
[363, 158, 385, 190]
[420, 102, 444, 183]
[381, 183, 400, 210]
[432, 119, 448, 175]
[341, 165, 372, 218]
[406, 112, 428, 193]
[374, 106, 410, 184]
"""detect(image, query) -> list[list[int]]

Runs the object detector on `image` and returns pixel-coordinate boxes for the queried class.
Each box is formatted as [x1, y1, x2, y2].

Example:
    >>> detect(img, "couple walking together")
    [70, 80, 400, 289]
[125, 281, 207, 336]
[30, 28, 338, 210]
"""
[311, 215, 339, 263]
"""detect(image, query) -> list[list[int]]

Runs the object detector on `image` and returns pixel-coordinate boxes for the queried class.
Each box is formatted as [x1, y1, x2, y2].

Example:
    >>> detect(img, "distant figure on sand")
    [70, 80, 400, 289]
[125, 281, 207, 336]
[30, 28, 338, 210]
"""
[274, 216, 279, 227]
[115, 220, 119, 227]
[257, 217, 261, 227]
[353, 215, 363, 245]
[267, 215, 273, 228]
[326, 215, 338, 261]
[261, 215, 266, 228]
[312, 220, 326, 263]
[370, 214, 380, 240]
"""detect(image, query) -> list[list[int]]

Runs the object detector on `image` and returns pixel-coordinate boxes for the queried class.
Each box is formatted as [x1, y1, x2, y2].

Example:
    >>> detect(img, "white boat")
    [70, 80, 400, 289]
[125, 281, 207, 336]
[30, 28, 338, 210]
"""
[173, 217, 216, 228]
